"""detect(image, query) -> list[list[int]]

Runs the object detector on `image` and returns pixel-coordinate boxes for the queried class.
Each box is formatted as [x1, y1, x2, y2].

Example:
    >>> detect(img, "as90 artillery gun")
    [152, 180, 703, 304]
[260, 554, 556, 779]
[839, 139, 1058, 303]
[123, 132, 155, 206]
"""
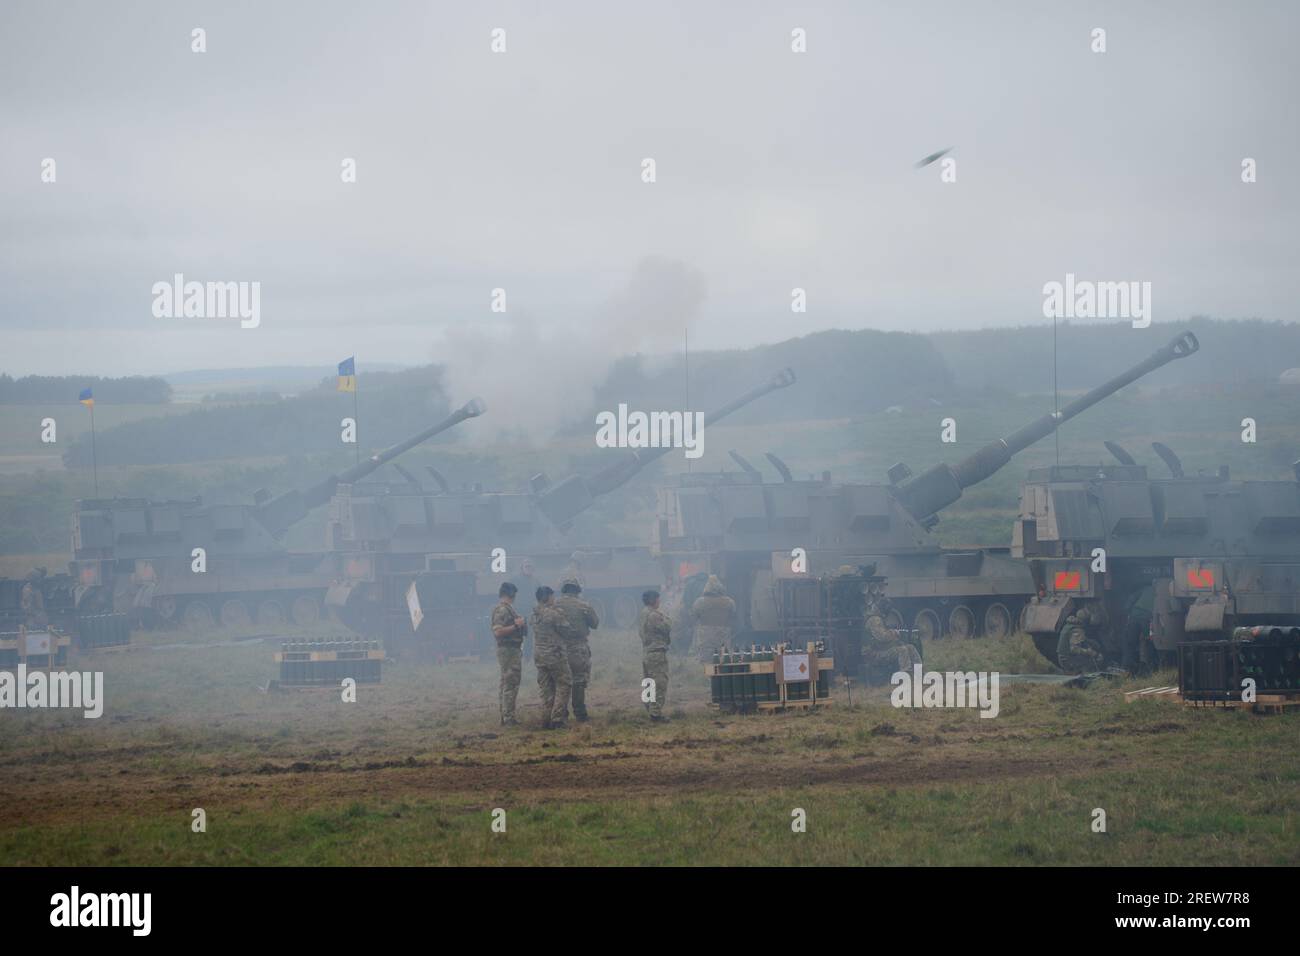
[70, 399, 485, 631]
[1016, 386, 1300, 671]
[654, 331, 1200, 658]
[323, 370, 797, 656]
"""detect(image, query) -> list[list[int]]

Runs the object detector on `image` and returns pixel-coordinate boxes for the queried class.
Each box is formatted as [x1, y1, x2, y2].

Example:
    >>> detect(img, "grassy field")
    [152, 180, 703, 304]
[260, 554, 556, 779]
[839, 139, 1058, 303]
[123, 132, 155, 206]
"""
[1, 623, 1295, 866]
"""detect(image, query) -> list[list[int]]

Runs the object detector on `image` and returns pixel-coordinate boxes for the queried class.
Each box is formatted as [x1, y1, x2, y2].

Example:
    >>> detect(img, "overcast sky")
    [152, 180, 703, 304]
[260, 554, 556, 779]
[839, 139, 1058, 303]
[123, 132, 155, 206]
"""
[2, 0, 1297, 378]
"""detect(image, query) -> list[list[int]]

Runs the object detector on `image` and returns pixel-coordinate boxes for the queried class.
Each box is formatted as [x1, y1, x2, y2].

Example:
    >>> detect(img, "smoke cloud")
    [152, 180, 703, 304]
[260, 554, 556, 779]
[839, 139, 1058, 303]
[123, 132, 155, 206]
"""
[438, 257, 707, 443]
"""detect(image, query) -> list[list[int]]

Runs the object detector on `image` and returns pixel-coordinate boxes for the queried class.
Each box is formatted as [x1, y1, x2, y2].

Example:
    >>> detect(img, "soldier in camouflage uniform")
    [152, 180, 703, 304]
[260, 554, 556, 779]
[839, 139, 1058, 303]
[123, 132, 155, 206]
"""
[638, 590, 672, 722]
[490, 582, 528, 726]
[531, 586, 576, 729]
[555, 575, 598, 722]
[20, 569, 48, 631]
[690, 575, 735, 662]
[860, 578, 921, 682]
[1057, 604, 1106, 674]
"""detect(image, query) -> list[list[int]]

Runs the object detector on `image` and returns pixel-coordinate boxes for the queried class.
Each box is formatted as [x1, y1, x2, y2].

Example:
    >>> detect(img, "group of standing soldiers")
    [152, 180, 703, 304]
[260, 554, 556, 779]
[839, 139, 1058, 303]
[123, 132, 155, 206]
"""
[490, 578, 592, 729]
[489, 573, 741, 728]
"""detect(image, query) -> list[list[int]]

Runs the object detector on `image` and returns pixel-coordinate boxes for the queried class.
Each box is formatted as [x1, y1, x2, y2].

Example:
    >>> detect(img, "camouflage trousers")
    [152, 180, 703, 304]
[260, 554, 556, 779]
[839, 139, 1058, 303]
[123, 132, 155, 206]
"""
[535, 643, 573, 726]
[642, 649, 669, 718]
[564, 639, 592, 687]
[693, 625, 732, 662]
[862, 642, 921, 682]
[496, 642, 522, 723]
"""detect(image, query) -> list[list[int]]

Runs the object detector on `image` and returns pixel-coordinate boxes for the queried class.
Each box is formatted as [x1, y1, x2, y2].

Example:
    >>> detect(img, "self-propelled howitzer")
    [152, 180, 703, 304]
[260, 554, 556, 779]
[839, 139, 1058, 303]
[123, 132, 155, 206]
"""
[324, 370, 797, 650]
[654, 331, 1200, 655]
[70, 399, 485, 629]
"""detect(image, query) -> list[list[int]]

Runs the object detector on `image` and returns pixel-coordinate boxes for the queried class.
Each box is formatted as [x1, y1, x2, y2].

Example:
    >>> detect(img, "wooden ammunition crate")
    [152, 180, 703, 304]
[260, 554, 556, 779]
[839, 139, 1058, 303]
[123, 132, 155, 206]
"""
[706, 642, 834, 713]
[0, 628, 72, 668]
[275, 641, 385, 686]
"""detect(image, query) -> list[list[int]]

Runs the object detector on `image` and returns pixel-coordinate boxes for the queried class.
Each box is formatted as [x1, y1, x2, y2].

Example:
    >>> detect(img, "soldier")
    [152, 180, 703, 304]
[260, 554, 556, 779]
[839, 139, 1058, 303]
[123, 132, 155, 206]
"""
[690, 574, 735, 662]
[638, 589, 672, 722]
[19, 569, 48, 632]
[531, 586, 576, 729]
[860, 578, 921, 682]
[490, 582, 528, 726]
[1057, 605, 1106, 674]
[555, 575, 598, 722]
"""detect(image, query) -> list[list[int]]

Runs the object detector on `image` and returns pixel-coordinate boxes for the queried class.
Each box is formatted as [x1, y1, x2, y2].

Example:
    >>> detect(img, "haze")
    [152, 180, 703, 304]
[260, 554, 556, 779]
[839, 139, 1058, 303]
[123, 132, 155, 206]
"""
[1, 0, 1296, 378]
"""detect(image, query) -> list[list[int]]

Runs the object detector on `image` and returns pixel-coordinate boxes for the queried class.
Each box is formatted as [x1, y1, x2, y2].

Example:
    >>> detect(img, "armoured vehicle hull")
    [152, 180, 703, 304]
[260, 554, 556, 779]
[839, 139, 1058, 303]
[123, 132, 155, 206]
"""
[324, 371, 798, 656]
[1016, 458, 1300, 670]
[654, 332, 1202, 655]
[67, 399, 485, 631]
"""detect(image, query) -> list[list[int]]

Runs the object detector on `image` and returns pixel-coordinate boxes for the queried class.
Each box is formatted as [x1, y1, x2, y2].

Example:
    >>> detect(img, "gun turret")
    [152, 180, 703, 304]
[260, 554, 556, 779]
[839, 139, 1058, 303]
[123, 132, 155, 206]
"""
[536, 368, 797, 528]
[895, 330, 1199, 521]
[255, 398, 486, 535]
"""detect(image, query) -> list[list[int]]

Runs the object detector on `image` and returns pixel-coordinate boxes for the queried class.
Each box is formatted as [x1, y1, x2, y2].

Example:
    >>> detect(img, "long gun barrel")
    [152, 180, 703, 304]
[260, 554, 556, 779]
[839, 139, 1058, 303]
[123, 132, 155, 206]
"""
[895, 330, 1199, 521]
[255, 397, 486, 535]
[537, 368, 797, 528]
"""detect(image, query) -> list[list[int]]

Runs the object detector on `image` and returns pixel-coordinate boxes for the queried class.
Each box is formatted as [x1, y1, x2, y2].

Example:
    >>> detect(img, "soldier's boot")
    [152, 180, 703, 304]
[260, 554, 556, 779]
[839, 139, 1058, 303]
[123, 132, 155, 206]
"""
[572, 685, 589, 722]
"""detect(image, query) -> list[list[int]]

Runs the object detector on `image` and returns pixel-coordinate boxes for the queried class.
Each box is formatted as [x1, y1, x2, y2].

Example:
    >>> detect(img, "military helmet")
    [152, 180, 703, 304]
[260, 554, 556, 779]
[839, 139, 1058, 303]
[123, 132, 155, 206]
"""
[560, 574, 582, 593]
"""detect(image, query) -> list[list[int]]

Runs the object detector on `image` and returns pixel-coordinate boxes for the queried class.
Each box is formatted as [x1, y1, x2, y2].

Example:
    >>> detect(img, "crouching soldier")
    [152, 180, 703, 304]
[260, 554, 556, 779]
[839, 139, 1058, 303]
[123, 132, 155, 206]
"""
[860, 580, 921, 682]
[532, 586, 576, 729]
[638, 590, 672, 722]
[1057, 605, 1106, 674]
[491, 582, 528, 726]
[555, 575, 598, 722]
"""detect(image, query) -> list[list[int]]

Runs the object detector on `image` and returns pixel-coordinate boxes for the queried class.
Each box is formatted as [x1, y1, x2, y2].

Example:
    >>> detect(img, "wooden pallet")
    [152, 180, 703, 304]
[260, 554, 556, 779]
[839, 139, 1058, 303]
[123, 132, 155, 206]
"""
[273, 650, 385, 662]
[1124, 685, 1181, 703]
[1182, 693, 1300, 714]
[755, 698, 831, 713]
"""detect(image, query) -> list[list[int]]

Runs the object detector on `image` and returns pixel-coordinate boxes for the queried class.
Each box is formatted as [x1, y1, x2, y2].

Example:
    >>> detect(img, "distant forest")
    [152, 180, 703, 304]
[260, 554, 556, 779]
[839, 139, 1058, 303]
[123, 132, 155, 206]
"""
[0, 374, 172, 404]
[41, 318, 1300, 466]
[59, 367, 455, 467]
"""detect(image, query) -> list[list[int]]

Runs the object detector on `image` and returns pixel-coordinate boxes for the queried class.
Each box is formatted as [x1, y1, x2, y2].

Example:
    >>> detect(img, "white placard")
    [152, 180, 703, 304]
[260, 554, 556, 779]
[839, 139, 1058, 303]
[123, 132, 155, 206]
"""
[406, 581, 424, 632]
[24, 630, 52, 656]
[782, 652, 811, 683]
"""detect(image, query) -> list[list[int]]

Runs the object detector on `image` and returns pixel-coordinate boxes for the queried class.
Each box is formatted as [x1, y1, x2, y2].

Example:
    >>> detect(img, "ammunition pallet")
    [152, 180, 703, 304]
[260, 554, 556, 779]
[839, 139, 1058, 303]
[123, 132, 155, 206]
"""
[0, 629, 71, 669]
[77, 613, 131, 649]
[275, 641, 384, 686]
[707, 641, 833, 713]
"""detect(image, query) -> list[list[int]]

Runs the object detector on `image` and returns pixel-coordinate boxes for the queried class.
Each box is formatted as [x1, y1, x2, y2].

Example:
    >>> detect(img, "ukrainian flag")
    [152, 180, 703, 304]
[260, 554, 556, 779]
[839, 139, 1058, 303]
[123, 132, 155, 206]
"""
[79, 387, 94, 408]
[337, 357, 356, 393]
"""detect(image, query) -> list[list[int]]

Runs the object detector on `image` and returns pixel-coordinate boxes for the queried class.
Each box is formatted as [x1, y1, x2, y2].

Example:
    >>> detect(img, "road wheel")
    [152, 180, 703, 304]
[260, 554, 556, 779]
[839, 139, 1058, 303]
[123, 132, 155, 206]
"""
[292, 595, 320, 627]
[884, 608, 904, 631]
[948, 605, 976, 640]
[154, 595, 178, 624]
[913, 608, 942, 642]
[256, 600, 286, 627]
[613, 593, 639, 629]
[220, 599, 251, 629]
[182, 600, 214, 631]
[983, 603, 1013, 639]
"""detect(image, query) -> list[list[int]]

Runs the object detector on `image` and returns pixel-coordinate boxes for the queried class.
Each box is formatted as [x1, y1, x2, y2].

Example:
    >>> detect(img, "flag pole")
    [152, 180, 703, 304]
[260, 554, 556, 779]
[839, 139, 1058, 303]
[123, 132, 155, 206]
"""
[352, 372, 360, 464]
[89, 401, 99, 497]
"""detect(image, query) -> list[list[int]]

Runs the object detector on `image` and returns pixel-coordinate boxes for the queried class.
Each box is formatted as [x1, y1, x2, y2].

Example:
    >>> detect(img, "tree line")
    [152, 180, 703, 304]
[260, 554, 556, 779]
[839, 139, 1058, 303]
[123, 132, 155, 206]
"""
[0, 374, 172, 404]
